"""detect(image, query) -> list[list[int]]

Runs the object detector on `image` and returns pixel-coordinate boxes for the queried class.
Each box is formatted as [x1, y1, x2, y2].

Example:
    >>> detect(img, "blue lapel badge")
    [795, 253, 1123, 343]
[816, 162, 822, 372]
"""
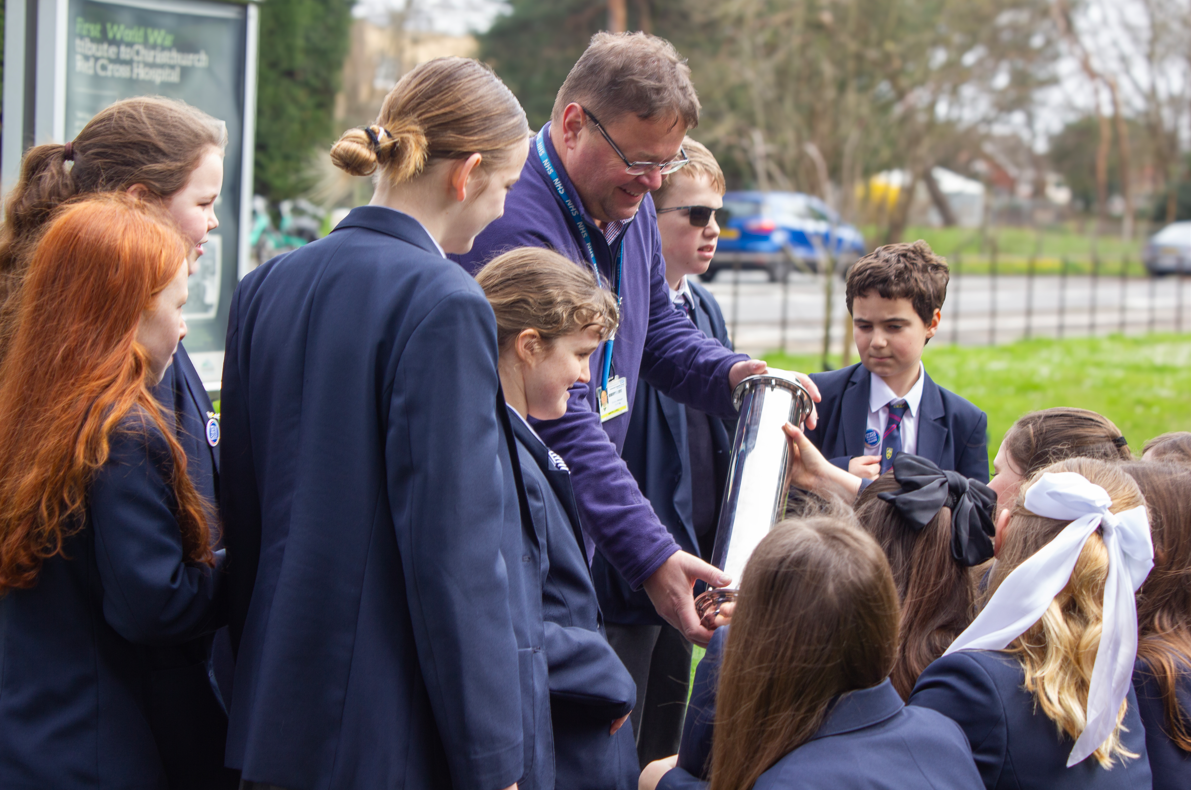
[205, 411, 220, 447]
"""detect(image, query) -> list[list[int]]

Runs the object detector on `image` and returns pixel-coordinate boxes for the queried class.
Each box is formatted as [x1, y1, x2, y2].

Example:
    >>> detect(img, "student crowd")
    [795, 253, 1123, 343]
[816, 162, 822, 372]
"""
[0, 29, 1189, 790]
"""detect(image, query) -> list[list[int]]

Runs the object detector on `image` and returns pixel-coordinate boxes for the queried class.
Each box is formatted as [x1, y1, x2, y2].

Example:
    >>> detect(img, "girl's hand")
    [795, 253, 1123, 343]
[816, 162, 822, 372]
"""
[639, 755, 678, 790]
[783, 423, 863, 500]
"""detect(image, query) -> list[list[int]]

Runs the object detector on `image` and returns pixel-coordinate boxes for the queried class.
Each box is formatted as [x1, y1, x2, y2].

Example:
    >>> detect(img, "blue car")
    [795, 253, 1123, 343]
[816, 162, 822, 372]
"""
[706, 191, 866, 282]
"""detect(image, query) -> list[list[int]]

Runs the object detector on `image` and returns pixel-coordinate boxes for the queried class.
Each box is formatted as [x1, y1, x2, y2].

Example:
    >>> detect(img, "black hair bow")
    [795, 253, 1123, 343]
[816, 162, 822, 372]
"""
[876, 454, 997, 567]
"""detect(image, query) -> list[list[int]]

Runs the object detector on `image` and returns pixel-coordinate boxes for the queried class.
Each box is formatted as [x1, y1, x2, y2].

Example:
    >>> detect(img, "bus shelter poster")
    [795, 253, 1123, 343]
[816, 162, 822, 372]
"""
[66, 0, 248, 369]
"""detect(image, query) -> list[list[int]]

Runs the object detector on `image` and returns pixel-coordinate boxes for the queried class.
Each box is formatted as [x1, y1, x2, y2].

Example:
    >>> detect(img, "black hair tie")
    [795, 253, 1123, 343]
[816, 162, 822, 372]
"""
[877, 454, 997, 567]
[363, 126, 380, 150]
[64, 142, 75, 161]
[1114, 435, 1129, 448]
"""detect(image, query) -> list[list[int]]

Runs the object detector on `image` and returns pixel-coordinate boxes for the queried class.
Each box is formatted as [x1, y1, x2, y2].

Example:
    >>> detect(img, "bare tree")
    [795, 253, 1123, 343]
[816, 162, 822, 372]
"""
[1096, 0, 1191, 227]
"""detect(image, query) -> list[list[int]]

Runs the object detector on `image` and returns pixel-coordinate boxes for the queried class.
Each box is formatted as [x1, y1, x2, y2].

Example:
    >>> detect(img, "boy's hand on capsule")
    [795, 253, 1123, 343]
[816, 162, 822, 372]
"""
[611, 711, 631, 735]
[849, 455, 881, 480]
[639, 755, 678, 790]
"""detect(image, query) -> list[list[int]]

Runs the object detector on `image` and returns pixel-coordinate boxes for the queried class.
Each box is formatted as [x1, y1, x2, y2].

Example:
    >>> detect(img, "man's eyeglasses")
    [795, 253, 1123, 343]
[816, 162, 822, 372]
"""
[582, 107, 690, 176]
[656, 205, 719, 227]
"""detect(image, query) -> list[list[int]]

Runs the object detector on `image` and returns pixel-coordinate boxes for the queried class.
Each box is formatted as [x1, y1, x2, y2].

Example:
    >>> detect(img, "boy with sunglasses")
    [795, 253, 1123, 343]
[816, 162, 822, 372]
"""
[590, 138, 737, 768]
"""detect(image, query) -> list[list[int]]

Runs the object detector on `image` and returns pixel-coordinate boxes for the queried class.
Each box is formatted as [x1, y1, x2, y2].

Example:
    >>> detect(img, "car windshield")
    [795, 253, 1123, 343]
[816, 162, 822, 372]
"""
[1152, 223, 1191, 246]
[720, 199, 762, 227]
[768, 194, 816, 224]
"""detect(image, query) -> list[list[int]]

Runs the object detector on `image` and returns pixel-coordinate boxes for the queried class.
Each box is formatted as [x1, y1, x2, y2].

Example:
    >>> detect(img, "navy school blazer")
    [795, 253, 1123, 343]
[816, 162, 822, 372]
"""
[594, 279, 736, 626]
[805, 362, 990, 483]
[219, 206, 549, 790]
[149, 346, 238, 789]
[659, 627, 984, 790]
[509, 409, 638, 790]
[910, 650, 1153, 790]
[0, 414, 227, 789]
[1133, 660, 1191, 790]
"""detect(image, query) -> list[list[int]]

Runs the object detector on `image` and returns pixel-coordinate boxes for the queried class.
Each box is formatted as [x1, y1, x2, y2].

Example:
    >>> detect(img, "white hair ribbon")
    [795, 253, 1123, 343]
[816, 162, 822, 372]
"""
[943, 471, 1153, 767]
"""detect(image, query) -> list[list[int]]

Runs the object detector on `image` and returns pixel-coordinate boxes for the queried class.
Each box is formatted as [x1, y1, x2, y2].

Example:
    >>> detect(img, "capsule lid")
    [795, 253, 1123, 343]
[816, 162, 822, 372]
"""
[732, 368, 813, 412]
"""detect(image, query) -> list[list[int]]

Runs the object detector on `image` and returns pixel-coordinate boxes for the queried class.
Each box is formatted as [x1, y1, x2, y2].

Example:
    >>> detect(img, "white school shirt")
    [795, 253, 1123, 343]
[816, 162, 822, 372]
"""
[865, 362, 925, 457]
[667, 276, 693, 308]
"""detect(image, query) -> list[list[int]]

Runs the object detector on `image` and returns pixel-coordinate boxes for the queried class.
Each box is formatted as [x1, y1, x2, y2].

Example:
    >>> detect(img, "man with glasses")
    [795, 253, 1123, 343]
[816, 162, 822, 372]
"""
[596, 137, 743, 767]
[454, 33, 821, 719]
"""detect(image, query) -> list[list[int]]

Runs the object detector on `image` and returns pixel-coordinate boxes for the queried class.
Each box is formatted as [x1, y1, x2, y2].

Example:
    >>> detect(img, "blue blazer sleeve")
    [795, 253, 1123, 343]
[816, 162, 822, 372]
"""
[908, 651, 1007, 784]
[90, 416, 227, 646]
[543, 621, 635, 719]
[386, 289, 525, 787]
[956, 411, 990, 484]
[677, 626, 727, 780]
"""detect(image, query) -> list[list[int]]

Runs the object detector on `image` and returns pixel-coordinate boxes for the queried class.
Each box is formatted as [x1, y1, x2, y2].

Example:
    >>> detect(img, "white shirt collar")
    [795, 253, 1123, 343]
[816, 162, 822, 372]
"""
[668, 276, 692, 304]
[509, 405, 543, 444]
[869, 362, 926, 416]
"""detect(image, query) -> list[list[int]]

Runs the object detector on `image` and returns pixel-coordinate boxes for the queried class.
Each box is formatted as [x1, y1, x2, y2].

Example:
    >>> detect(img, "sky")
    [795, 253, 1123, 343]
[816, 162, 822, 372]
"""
[351, 0, 1188, 152]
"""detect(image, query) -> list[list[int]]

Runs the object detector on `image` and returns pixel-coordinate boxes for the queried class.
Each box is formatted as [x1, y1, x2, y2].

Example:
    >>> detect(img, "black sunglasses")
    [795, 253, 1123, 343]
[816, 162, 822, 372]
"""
[656, 205, 719, 227]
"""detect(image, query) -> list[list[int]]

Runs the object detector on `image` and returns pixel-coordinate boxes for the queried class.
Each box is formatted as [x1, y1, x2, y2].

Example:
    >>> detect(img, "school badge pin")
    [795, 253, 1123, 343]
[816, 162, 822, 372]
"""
[205, 411, 220, 447]
[886, 447, 893, 460]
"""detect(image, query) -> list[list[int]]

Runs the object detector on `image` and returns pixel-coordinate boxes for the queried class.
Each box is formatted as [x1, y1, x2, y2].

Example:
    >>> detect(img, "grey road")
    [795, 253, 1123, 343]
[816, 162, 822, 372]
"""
[703, 271, 1191, 356]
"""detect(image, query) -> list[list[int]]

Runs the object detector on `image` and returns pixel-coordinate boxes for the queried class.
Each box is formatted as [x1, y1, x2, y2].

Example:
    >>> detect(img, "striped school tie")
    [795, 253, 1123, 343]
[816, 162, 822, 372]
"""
[880, 400, 909, 474]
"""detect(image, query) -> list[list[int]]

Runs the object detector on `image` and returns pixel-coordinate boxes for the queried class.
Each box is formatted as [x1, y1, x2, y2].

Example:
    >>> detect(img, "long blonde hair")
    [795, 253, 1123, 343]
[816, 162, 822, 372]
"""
[987, 457, 1145, 768]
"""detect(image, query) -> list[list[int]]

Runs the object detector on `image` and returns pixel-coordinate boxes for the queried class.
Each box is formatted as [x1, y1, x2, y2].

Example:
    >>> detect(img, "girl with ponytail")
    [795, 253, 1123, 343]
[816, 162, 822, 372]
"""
[0, 96, 233, 789]
[219, 58, 541, 790]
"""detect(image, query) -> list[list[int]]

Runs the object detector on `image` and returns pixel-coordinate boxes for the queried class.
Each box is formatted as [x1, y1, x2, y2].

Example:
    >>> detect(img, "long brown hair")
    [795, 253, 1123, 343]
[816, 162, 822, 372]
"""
[855, 472, 977, 699]
[709, 516, 899, 790]
[1002, 408, 1131, 478]
[331, 57, 528, 185]
[0, 194, 215, 592]
[989, 457, 1145, 767]
[0, 96, 226, 292]
[1122, 461, 1191, 751]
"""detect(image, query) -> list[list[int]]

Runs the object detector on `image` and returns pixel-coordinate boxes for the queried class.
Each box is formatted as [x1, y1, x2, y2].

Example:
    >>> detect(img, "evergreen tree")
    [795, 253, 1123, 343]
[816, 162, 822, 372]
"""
[254, 0, 353, 200]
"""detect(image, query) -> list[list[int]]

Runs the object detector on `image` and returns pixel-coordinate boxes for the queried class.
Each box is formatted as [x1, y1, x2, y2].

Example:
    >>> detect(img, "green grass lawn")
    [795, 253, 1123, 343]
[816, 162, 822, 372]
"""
[856, 224, 1152, 275]
[764, 333, 1191, 463]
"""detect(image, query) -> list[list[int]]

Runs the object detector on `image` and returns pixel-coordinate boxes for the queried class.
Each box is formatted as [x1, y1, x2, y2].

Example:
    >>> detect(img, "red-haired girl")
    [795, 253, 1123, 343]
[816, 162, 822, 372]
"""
[0, 194, 226, 788]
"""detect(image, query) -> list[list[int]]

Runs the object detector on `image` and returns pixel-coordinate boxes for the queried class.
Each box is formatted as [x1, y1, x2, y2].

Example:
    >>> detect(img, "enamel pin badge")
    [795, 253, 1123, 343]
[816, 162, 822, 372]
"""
[205, 411, 220, 447]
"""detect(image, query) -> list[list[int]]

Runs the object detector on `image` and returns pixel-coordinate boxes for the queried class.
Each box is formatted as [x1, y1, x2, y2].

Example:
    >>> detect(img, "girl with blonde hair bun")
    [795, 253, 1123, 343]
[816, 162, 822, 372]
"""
[220, 58, 545, 790]
[910, 457, 1155, 789]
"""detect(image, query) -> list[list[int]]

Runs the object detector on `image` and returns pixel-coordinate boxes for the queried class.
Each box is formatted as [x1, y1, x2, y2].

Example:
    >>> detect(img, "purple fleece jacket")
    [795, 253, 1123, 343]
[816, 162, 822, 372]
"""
[453, 125, 747, 589]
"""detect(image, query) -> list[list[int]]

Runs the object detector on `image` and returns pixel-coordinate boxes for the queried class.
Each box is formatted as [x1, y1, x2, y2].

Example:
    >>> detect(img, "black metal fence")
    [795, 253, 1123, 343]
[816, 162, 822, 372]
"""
[703, 252, 1189, 359]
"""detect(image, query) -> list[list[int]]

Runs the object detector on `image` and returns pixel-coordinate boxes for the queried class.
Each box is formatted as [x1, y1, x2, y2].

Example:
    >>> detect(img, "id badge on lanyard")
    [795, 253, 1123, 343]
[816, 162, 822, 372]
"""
[536, 131, 626, 423]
